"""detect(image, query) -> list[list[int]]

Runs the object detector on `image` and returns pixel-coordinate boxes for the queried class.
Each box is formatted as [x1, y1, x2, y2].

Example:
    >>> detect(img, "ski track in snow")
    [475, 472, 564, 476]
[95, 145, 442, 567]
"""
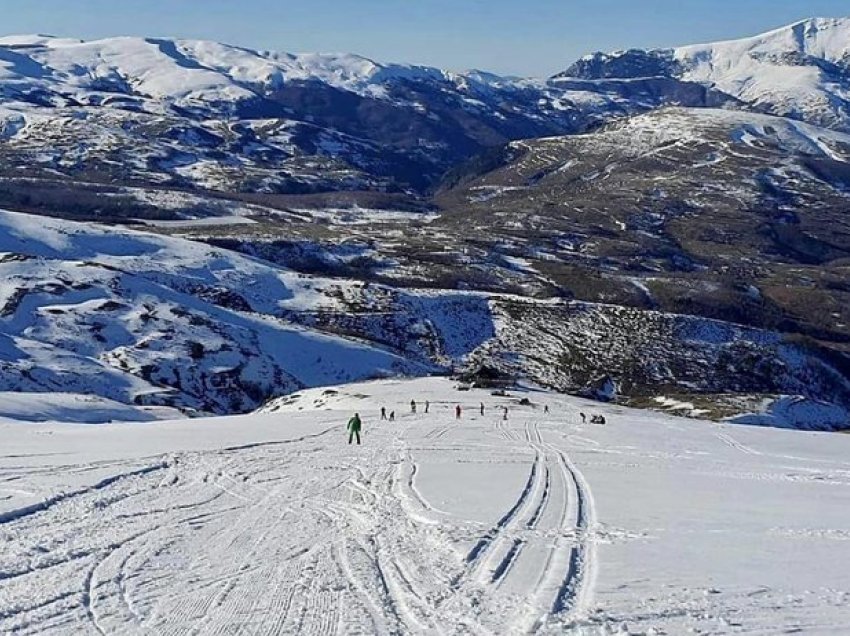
[453, 420, 598, 633]
[2, 378, 850, 634]
[0, 417, 596, 634]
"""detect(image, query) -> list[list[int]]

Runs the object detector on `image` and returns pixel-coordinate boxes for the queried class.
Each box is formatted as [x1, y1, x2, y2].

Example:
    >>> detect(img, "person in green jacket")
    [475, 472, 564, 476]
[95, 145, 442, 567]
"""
[347, 413, 362, 445]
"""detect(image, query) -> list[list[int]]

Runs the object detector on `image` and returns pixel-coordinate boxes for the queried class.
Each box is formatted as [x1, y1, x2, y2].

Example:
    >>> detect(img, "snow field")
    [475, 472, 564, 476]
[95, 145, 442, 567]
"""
[1, 377, 849, 634]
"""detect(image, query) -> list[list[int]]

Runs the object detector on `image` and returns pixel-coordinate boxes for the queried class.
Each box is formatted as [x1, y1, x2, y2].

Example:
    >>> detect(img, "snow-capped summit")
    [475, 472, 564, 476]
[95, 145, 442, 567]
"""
[0, 33, 485, 104]
[677, 17, 850, 66]
[0, 31, 738, 195]
[676, 18, 850, 126]
[557, 17, 850, 131]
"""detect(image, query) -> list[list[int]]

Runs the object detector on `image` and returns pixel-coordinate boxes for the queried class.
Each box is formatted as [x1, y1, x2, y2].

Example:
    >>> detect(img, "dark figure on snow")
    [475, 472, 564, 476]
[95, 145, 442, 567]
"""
[381, 407, 387, 421]
[348, 413, 362, 445]
[389, 411, 395, 422]
[544, 405, 549, 414]
[480, 402, 485, 416]
[580, 412, 587, 424]
[411, 400, 417, 414]
[425, 400, 430, 414]
[456, 405, 462, 419]
[503, 406, 509, 421]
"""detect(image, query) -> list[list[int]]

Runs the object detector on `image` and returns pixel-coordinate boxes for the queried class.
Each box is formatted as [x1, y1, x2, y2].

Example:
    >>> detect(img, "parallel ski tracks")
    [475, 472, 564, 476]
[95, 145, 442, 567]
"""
[455, 419, 598, 632]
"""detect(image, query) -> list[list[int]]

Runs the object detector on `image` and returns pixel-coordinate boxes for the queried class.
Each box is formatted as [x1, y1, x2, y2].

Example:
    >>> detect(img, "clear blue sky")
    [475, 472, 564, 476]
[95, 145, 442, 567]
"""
[3, 1, 848, 76]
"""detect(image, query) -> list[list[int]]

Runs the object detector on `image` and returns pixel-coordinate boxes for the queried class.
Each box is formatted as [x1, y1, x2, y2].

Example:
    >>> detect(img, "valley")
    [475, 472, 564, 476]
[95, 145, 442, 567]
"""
[0, 20, 848, 428]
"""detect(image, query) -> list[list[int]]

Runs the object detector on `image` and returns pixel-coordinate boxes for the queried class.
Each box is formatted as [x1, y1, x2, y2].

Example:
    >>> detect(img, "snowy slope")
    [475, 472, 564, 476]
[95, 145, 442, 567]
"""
[676, 18, 850, 128]
[0, 392, 181, 424]
[559, 17, 850, 131]
[1, 377, 849, 633]
[0, 32, 554, 111]
[0, 208, 430, 413]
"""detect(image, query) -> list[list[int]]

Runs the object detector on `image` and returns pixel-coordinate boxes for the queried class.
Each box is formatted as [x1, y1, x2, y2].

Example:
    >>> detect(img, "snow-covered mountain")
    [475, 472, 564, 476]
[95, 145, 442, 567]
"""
[4, 22, 850, 632]
[0, 32, 723, 109]
[0, 22, 849, 428]
[0, 33, 481, 104]
[0, 33, 734, 197]
[558, 17, 850, 131]
[0, 20, 845, 203]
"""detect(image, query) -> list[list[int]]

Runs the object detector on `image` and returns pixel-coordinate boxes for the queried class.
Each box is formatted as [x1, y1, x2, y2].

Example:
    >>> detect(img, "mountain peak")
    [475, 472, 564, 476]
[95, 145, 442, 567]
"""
[553, 17, 850, 131]
[675, 15, 850, 61]
[558, 17, 850, 78]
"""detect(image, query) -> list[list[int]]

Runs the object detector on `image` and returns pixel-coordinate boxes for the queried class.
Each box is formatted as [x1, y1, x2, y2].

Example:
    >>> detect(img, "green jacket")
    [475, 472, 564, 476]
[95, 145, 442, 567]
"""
[347, 415, 362, 432]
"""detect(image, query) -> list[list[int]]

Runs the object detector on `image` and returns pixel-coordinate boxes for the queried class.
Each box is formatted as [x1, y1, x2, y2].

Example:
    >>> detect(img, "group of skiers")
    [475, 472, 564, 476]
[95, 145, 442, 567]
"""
[578, 412, 607, 425]
[347, 400, 607, 444]
[352, 399, 469, 444]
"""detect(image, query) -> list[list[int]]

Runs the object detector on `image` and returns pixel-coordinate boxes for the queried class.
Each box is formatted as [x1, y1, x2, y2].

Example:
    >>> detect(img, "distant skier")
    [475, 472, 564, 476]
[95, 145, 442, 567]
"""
[480, 402, 485, 416]
[389, 411, 395, 422]
[381, 407, 387, 421]
[411, 399, 417, 414]
[425, 400, 430, 414]
[456, 405, 462, 420]
[544, 405, 549, 415]
[579, 412, 587, 424]
[347, 413, 362, 445]
[503, 406, 509, 421]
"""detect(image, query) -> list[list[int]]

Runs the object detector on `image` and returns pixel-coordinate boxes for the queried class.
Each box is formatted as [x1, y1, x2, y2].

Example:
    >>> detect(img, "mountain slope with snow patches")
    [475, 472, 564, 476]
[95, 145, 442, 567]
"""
[0, 20, 845, 205]
[0, 32, 735, 198]
[0, 23, 849, 426]
[2, 203, 848, 428]
[0, 208, 432, 413]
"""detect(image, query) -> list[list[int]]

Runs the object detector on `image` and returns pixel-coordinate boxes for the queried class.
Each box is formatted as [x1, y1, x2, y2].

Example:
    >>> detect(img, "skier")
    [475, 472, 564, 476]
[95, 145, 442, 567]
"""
[381, 407, 387, 421]
[480, 402, 485, 416]
[347, 413, 362, 445]
[425, 400, 430, 414]
[503, 406, 509, 421]
[456, 405, 462, 420]
[579, 412, 587, 424]
[389, 411, 395, 422]
[411, 399, 417, 414]
[544, 405, 549, 414]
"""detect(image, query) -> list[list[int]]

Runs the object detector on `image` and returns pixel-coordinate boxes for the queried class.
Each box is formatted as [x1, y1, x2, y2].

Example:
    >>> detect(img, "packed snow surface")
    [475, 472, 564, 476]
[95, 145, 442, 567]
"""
[0, 392, 182, 424]
[1, 377, 849, 634]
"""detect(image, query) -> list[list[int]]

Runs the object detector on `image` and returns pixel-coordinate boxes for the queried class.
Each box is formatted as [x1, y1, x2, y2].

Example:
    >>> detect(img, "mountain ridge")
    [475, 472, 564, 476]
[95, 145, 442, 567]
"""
[0, 20, 848, 427]
[557, 16, 850, 131]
